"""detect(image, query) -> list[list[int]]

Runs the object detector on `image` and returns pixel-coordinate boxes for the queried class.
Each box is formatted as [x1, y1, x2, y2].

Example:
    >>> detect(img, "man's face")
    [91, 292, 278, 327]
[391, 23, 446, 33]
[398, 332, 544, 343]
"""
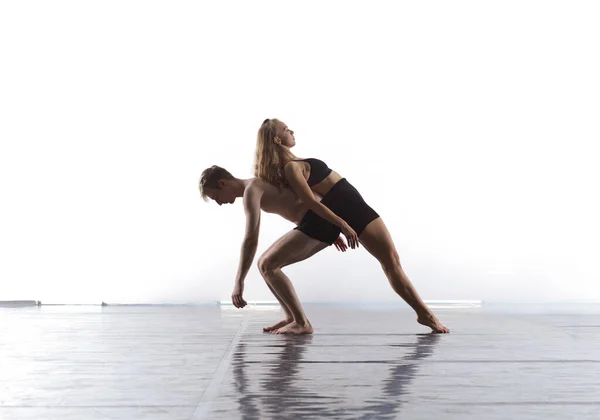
[205, 183, 236, 206]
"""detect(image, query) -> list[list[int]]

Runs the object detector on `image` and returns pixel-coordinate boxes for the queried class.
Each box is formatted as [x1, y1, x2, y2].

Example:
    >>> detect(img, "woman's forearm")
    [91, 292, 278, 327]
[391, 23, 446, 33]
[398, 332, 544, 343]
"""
[305, 199, 346, 228]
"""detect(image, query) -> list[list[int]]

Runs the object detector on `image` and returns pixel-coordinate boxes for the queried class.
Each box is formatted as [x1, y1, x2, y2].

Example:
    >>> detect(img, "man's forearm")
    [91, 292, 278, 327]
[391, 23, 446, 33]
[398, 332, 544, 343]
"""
[234, 237, 259, 285]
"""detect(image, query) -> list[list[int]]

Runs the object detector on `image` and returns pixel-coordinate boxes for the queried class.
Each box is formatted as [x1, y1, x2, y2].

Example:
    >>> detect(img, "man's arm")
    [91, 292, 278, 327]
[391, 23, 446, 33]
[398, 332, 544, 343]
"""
[231, 183, 263, 308]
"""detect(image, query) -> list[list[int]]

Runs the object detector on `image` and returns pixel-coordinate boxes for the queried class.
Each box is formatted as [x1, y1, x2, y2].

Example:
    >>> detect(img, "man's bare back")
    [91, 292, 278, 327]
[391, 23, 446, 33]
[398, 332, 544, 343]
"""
[247, 177, 320, 225]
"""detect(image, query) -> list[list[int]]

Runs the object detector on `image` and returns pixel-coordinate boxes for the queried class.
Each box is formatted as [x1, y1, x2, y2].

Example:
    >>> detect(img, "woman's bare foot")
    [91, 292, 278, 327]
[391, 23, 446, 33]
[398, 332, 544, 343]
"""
[263, 318, 293, 332]
[417, 313, 450, 333]
[272, 321, 314, 335]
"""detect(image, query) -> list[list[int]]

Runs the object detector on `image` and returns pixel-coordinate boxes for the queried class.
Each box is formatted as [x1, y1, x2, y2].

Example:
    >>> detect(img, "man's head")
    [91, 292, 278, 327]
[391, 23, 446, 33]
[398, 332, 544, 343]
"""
[199, 165, 238, 205]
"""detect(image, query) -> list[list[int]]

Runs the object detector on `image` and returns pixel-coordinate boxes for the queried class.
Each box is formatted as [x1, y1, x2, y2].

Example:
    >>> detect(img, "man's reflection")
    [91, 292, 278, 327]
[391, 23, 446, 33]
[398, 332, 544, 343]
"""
[231, 341, 261, 420]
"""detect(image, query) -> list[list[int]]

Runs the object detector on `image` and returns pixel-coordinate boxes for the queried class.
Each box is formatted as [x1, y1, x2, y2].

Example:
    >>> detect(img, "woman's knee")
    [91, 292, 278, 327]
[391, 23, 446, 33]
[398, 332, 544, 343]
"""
[380, 250, 402, 273]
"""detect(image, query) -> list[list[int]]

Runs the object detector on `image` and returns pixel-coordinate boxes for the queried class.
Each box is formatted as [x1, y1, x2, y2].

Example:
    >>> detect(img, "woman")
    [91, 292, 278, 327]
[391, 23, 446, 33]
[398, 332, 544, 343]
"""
[254, 118, 449, 334]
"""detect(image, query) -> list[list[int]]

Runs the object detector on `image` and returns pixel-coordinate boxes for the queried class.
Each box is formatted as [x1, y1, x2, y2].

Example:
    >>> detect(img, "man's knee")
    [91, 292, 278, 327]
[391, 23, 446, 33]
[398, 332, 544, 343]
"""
[257, 253, 278, 277]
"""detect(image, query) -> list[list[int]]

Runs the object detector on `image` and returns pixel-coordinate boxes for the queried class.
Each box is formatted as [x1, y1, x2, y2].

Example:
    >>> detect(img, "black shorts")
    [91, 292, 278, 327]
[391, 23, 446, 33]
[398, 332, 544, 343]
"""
[294, 178, 380, 245]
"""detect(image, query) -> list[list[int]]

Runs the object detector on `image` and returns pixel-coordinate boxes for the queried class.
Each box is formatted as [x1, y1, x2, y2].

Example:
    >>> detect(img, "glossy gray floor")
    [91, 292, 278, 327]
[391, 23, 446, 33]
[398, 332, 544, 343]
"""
[1, 304, 600, 419]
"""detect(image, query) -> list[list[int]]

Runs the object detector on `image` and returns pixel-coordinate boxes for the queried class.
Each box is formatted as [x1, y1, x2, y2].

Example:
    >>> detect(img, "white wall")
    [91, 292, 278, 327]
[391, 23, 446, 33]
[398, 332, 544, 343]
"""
[1, 1, 598, 304]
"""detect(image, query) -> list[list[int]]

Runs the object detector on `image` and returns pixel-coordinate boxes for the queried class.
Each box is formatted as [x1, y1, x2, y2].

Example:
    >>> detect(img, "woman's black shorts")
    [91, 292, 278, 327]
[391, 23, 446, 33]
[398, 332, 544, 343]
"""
[294, 178, 380, 245]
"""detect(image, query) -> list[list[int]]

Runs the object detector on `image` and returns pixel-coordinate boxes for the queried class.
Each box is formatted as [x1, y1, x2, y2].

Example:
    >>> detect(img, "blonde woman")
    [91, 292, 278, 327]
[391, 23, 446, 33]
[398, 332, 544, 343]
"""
[253, 118, 449, 334]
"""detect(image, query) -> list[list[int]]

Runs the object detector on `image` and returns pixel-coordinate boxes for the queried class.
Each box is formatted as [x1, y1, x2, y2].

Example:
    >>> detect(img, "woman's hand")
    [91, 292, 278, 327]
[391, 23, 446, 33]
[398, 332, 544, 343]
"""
[340, 223, 359, 249]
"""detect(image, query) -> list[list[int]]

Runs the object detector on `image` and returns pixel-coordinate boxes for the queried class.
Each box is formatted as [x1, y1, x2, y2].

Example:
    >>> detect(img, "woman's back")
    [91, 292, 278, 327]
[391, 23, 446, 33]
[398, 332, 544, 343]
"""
[285, 157, 344, 198]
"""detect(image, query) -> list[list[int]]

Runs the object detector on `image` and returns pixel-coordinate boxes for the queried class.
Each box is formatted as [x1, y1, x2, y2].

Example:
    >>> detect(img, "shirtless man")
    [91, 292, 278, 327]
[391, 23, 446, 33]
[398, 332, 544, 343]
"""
[199, 165, 449, 334]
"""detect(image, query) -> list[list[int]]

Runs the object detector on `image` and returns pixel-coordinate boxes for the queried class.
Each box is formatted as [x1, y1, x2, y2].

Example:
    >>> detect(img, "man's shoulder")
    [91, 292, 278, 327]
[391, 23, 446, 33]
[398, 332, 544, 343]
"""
[245, 177, 268, 194]
[243, 178, 268, 205]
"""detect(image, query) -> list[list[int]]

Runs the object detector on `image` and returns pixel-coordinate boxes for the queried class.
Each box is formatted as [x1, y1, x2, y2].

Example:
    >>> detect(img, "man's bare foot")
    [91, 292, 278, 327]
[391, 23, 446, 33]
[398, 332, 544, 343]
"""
[417, 313, 450, 333]
[263, 318, 293, 333]
[272, 321, 314, 335]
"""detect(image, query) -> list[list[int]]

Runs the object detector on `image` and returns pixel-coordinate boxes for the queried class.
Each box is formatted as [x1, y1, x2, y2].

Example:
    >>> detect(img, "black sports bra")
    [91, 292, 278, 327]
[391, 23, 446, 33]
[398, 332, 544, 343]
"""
[293, 158, 333, 186]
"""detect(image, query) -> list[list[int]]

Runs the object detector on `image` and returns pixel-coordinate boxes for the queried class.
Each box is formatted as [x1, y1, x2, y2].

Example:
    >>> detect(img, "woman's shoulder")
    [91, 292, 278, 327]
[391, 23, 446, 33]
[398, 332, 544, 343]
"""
[284, 158, 305, 167]
[283, 158, 308, 175]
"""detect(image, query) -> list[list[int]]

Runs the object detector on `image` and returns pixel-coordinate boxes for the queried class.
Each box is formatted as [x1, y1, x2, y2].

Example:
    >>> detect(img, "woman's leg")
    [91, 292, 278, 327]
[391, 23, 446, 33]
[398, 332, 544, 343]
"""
[257, 230, 329, 334]
[358, 217, 450, 333]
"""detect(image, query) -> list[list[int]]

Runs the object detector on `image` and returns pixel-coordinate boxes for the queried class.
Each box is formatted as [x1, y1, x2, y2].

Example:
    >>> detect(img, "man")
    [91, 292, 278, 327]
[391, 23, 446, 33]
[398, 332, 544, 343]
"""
[199, 165, 449, 334]
[199, 165, 346, 334]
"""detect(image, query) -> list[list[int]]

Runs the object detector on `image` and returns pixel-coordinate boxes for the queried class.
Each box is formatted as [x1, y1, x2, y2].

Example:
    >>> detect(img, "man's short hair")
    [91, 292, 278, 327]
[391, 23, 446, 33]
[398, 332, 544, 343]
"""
[198, 165, 234, 201]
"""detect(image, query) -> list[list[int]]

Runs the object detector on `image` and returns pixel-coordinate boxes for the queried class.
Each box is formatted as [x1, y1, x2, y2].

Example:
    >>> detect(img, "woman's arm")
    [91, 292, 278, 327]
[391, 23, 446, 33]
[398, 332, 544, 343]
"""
[284, 162, 359, 248]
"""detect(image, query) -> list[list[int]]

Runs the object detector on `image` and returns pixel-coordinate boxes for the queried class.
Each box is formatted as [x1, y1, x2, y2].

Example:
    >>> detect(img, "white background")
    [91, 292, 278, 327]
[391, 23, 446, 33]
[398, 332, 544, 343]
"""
[1, 1, 598, 304]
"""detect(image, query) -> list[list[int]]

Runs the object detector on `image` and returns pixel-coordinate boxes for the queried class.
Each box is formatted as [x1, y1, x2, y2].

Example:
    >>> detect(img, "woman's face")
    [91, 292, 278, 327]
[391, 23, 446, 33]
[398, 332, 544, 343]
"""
[275, 120, 295, 148]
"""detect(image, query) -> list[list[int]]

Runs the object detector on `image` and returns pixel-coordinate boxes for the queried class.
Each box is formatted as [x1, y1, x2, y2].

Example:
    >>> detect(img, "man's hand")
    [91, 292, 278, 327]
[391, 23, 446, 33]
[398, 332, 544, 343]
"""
[333, 235, 348, 252]
[231, 283, 247, 308]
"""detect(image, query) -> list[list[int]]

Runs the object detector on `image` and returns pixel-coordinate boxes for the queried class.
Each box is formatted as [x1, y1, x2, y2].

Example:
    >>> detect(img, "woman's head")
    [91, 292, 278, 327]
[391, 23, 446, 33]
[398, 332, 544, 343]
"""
[257, 119, 296, 149]
[254, 118, 297, 187]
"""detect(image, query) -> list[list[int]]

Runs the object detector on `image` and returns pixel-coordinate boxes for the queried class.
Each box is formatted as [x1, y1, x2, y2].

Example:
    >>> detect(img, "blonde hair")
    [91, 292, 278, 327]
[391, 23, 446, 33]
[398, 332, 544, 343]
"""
[198, 165, 234, 201]
[254, 118, 297, 188]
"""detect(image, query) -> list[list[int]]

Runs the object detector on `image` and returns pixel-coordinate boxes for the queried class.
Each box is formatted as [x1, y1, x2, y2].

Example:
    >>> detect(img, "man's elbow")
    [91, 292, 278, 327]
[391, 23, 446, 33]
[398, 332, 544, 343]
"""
[243, 233, 259, 248]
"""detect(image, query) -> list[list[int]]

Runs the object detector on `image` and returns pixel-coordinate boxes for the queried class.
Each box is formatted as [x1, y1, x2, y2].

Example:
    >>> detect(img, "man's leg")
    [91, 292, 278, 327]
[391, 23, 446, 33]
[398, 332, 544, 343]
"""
[257, 230, 329, 335]
[262, 283, 294, 332]
[258, 233, 297, 332]
[358, 217, 450, 333]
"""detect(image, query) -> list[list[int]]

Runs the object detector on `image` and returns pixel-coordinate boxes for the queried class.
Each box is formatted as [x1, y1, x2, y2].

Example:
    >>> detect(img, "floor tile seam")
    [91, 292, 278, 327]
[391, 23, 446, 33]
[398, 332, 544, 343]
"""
[189, 310, 254, 419]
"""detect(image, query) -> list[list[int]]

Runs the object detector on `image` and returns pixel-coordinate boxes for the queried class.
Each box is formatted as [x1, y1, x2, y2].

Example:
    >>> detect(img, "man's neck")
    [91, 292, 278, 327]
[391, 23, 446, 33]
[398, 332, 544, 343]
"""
[232, 177, 253, 198]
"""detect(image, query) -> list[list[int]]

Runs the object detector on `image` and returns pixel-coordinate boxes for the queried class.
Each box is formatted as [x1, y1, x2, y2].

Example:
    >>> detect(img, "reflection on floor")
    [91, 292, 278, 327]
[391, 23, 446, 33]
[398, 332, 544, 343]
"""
[1, 303, 599, 419]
